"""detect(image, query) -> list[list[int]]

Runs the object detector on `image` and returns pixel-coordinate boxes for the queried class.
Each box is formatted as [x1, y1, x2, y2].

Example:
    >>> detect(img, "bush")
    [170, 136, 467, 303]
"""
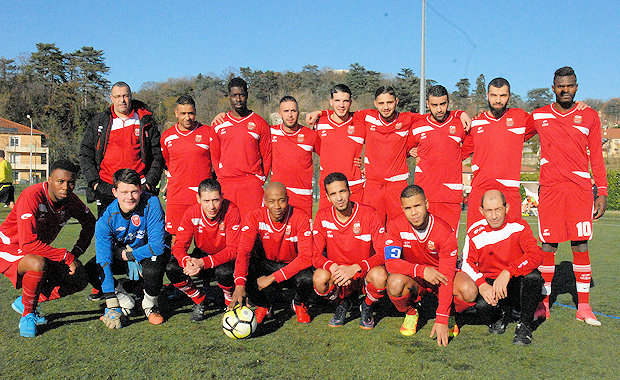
[607, 170, 620, 210]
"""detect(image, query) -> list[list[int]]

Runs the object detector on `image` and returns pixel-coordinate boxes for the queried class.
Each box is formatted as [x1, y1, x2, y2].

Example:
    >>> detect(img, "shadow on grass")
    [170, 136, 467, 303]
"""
[549, 260, 594, 308]
[36, 309, 102, 335]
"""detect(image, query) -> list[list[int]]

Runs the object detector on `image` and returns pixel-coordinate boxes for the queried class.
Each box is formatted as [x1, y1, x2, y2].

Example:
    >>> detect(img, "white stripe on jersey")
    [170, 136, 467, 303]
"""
[533, 113, 555, 120]
[507, 127, 526, 135]
[471, 222, 525, 250]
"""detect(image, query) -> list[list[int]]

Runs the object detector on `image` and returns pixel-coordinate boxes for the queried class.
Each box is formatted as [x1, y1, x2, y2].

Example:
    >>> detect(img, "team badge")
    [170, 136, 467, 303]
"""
[506, 118, 514, 127]
[247, 122, 256, 131]
[131, 215, 140, 227]
[427, 240, 436, 251]
[134, 128, 140, 137]
[353, 221, 361, 235]
[449, 125, 456, 134]
[285, 224, 292, 236]
[219, 222, 225, 231]
[574, 115, 582, 124]
[395, 122, 402, 130]
[297, 134, 304, 143]
[347, 125, 355, 135]
[195, 134, 202, 142]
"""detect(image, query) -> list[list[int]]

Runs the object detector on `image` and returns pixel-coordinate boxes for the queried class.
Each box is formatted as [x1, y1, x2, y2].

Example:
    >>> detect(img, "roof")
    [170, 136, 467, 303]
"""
[0, 117, 46, 136]
[602, 128, 620, 140]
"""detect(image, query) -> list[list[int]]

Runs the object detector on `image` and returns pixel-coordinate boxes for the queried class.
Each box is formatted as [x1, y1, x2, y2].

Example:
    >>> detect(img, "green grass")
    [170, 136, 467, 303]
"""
[0, 201, 619, 379]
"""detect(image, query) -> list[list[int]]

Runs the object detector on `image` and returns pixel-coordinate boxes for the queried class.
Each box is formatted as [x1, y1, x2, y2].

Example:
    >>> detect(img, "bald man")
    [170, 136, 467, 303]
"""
[230, 182, 314, 323]
[461, 189, 544, 346]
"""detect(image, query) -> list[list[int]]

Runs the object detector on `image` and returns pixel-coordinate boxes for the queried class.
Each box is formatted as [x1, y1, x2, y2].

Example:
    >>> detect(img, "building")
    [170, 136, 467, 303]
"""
[602, 128, 620, 158]
[0, 117, 49, 183]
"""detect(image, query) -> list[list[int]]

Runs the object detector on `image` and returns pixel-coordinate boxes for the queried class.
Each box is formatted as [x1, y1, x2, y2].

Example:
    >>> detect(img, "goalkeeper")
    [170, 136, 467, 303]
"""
[95, 169, 169, 328]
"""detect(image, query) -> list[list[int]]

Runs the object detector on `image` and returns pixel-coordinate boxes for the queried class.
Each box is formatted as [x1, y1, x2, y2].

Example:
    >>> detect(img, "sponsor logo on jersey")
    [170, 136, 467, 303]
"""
[166, 222, 172, 229]
[506, 118, 514, 127]
[21, 213, 33, 220]
[542, 228, 550, 236]
[321, 130, 328, 137]
[404, 241, 412, 248]
[542, 120, 549, 127]
[347, 125, 355, 135]
[131, 215, 140, 227]
[574, 115, 582, 124]
[285, 224, 292, 236]
[427, 240, 436, 251]
[247, 122, 256, 131]
[263, 233, 270, 240]
[395, 122, 402, 130]
[326, 230, 333, 238]
[370, 126, 376, 131]
[232, 225, 240, 230]
[353, 221, 361, 235]
[242, 226, 249, 232]
[297, 134, 304, 143]
[449, 125, 456, 134]
[116, 226, 126, 232]
[195, 134, 202, 142]
[136, 230, 145, 239]
[134, 128, 140, 137]
[178, 226, 184, 232]
[219, 222, 225, 231]
[272, 136, 278, 142]
[304, 230, 311, 237]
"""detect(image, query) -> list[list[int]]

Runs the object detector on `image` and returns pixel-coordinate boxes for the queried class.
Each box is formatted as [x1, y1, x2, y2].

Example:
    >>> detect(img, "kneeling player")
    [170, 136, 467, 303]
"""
[230, 182, 314, 324]
[167, 178, 239, 321]
[385, 185, 474, 346]
[0, 160, 95, 337]
[96, 169, 168, 328]
[312, 172, 387, 329]
[462, 190, 544, 346]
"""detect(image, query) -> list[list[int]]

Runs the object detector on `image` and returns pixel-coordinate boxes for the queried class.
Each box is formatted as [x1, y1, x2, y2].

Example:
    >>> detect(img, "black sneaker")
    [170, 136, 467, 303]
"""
[488, 318, 507, 334]
[328, 298, 352, 327]
[190, 299, 207, 322]
[87, 288, 103, 302]
[359, 301, 375, 329]
[513, 322, 533, 346]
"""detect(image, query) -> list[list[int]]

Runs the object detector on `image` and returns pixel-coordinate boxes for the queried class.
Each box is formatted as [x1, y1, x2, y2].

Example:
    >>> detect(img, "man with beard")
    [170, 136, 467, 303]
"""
[526, 67, 607, 325]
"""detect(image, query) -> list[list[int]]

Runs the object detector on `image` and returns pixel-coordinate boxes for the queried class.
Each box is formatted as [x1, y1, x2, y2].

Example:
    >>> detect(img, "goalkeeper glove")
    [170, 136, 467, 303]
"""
[102, 307, 124, 329]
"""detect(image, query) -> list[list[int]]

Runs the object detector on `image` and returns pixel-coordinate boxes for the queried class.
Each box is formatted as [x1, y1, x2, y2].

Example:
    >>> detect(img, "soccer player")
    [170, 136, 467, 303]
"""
[384, 185, 473, 346]
[230, 182, 314, 324]
[527, 67, 607, 325]
[409, 85, 466, 233]
[79, 81, 164, 217]
[95, 169, 168, 328]
[312, 172, 387, 329]
[210, 77, 271, 219]
[0, 160, 95, 337]
[461, 190, 544, 346]
[270, 96, 320, 216]
[161, 95, 213, 236]
[167, 178, 239, 321]
[0, 150, 15, 208]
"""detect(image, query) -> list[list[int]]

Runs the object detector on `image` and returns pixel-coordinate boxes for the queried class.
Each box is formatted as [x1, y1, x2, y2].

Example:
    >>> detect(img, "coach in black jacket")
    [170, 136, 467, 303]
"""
[79, 81, 164, 217]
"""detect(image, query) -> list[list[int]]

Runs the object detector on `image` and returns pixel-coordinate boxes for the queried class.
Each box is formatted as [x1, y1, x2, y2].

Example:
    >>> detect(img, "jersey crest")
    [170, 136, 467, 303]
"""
[395, 122, 402, 130]
[449, 125, 456, 134]
[195, 134, 202, 142]
[506, 118, 514, 127]
[347, 125, 355, 135]
[427, 240, 436, 251]
[353, 221, 361, 235]
[219, 222, 225, 231]
[297, 134, 304, 143]
[574, 115, 582, 124]
[247, 122, 255, 131]
[285, 224, 292, 236]
[131, 214, 140, 227]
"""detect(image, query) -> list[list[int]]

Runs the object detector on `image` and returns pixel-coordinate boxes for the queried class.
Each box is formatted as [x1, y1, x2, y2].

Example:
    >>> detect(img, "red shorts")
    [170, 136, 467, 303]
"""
[363, 179, 408, 225]
[286, 190, 313, 218]
[334, 272, 366, 300]
[318, 182, 364, 211]
[220, 175, 264, 219]
[0, 244, 24, 288]
[538, 183, 594, 243]
[467, 186, 521, 229]
[428, 202, 461, 235]
[165, 202, 194, 234]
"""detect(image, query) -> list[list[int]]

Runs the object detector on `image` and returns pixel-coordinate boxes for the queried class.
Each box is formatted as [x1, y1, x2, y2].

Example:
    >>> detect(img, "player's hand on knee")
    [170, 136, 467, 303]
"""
[102, 307, 123, 329]
[478, 283, 497, 306]
[493, 270, 510, 300]
[257, 275, 275, 290]
[430, 323, 449, 347]
[423, 267, 448, 286]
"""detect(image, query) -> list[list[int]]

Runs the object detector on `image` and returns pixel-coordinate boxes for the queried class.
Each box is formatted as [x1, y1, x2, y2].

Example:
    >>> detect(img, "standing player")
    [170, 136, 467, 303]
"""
[409, 85, 466, 233]
[95, 169, 168, 328]
[0, 160, 95, 337]
[230, 182, 314, 324]
[161, 95, 213, 237]
[270, 96, 320, 216]
[384, 185, 473, 346]
[461, 190, 544, 346]
[527, 67, 607, 325]
[312, 172, 387, 329]
[210, 77, 271, 219]
[167, 178, 239, 321]
[0, 150, 15, 208]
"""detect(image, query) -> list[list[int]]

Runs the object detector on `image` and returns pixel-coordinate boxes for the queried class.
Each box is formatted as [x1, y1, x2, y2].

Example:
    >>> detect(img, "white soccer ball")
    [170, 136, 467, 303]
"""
[222, 306, 257, 339]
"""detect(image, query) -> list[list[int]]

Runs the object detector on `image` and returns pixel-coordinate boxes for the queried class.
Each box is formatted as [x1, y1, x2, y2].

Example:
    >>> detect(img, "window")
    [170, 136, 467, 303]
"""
[9, 154, 18, 164]
[9, 136, 19, 147]
[41, 154, 47, 165]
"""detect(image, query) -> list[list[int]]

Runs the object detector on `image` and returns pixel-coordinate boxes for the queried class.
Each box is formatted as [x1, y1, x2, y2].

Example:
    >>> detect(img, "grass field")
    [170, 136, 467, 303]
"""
[0, 199, 619, 379]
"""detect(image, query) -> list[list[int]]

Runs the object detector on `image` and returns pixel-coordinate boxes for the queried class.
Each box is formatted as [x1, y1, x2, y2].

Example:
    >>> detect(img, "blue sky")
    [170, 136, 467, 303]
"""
[1, 0, 618, 100]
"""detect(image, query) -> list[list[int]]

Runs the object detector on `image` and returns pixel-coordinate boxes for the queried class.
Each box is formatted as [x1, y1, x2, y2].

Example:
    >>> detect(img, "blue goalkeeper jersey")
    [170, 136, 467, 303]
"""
[95, 193, 165, 294]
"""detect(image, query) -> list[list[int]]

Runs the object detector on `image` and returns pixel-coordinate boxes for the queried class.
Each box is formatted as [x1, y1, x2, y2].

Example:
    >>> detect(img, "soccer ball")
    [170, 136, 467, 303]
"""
[222, 306, 257, 339]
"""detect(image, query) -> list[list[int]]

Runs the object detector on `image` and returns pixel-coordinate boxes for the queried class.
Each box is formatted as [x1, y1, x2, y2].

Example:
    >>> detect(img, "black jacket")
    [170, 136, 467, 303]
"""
[79, 100, 164, 203]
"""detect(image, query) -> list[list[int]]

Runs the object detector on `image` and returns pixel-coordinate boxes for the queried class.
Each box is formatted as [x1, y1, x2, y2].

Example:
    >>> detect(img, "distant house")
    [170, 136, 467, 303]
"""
[602, 128, 620, 158]
[0, 117, 49, 183]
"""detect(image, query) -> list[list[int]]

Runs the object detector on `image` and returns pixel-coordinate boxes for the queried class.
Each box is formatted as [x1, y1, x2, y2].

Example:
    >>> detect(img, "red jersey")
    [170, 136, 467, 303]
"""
[462, 108, 534, 190]
[99, 107, 147, 184]
[462, 216, 543, 286]
[383, 213, 457, 325]
[172, 200, 240, 269]
[270, 124, 320, 195]
[527, 104, 608, 195]
[409, 112, 466, 203]
[211, 112, 271, 181]
[315, 113, 365, 188]
[161, 123, 213, 205]
[312, 202, 385, 274]
[0, 182, 95, 264]
[234, 206, 312, 286]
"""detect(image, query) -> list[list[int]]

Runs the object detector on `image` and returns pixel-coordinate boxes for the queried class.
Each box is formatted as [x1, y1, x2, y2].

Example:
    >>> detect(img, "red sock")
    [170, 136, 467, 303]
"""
[38, 286, 61, 302]
[538, 251, 556, 304]
[173, 279, 205, 305]
[218, 284, 233, 306]
[314, 283, 337, 300]
[389, 294, 414, 314]
[453, 297, 476, 313]
[573, 250, 591, 305]
[21, 271, 44, 315]
[364, 281, 385, 305]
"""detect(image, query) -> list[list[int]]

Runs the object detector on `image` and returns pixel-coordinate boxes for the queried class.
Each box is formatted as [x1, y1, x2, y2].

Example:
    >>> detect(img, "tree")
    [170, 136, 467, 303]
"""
[473, 74, 486, 111]
[525, 88, 553, 112]
[346, 63, 380, 97]
[393, 68, 420, 112]
[601, 98, 620, 123]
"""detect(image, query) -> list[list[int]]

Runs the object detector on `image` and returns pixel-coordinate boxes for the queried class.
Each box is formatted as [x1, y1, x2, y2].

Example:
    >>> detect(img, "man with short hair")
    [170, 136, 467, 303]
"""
[167, 178, 239, 321]
[230, 182, 314, 324]
[0, 150, 15, 208]
[462, 189, 544, 345]
[161, 95, 213, 236]
[95, 168, 168, 328]
[79, 81, 164, 217]
[408, 85, 466, 233]
[0, 160, 95, 337]
[312, 172, 387, 329]
[526, 67, 608, 325]
[210, 77, 271, 219]
[384, 185, 472, 346]
[270, 96, 320, 216]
